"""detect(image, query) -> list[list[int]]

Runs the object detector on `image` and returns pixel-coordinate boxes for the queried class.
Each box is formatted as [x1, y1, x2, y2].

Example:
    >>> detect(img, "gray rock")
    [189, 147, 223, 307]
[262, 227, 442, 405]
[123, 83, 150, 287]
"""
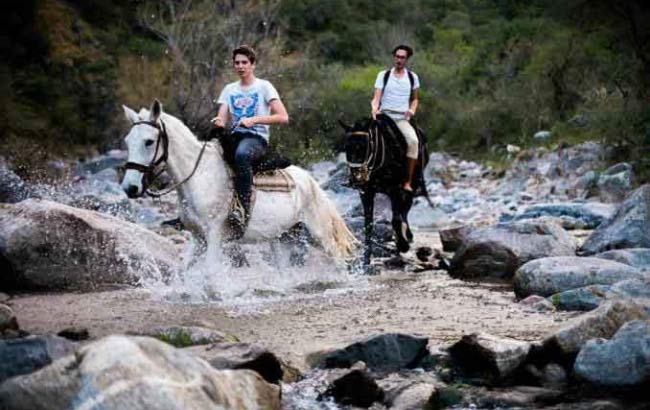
[608, 277, 650, 300]
[581, 185, 650, 255]
[523, 362, 568, 388]
[510, 202, 616, 230]
[514, 256, 644, 298]
[548, 285, 611, 311]
[439, 225, 473, 252]
[534, 131, 552, 141]
[597, 163, 634, 203]
[448, 333, 531, 382]
[0, 199, 180, 291]
[145, 325, 238, 347]
[0, 304, 17, 333]
[543, 299, 650, 361]
[450, 221, 576, 280]
[0, 335, 280, 410]
[574, 320, 650, 387]
[519, 295, 556, 311]
[307, 333, 429, 373]
[0, 335, 77, 383]
[190, 342, 284, 384]
[595, 248, 650, 271]
[378, 372, 439, 410]
[322, 366, 384, 408]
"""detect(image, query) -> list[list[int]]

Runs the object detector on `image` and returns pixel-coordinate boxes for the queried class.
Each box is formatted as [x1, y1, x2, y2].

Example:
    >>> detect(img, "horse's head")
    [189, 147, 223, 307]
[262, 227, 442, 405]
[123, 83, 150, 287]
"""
[340, 118, 373, 185]
[121, 99, 168, 198]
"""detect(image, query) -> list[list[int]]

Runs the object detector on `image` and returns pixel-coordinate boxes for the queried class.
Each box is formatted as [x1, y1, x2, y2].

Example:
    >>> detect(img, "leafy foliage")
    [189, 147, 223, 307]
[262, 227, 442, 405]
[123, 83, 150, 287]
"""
[2, 0, 649, 179]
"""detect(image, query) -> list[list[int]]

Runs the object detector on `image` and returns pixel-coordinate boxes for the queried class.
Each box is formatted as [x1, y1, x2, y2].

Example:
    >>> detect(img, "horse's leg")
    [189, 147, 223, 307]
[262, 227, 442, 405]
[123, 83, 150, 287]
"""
[360, 189, 375, 267]
[402, 191, 415, 243]
[391, 190, 410, 253]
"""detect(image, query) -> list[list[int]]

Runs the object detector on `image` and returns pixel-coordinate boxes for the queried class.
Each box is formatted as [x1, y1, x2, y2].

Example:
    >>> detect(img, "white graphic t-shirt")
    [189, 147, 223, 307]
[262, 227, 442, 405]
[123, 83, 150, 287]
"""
[217, 78, 280, 141]
[374, 68, 420, 120]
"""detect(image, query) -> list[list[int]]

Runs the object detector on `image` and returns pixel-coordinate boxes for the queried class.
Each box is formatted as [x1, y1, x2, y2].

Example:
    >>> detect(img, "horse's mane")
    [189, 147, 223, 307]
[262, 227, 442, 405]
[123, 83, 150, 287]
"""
[136, 108, 201, 143]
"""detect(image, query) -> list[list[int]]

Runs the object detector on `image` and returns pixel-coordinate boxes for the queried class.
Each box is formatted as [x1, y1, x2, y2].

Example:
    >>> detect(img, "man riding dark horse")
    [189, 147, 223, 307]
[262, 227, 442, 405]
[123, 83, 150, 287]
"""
[211, 45, 289, 239]
[342, 44, 430, 270]
[370, 44, 420, 193]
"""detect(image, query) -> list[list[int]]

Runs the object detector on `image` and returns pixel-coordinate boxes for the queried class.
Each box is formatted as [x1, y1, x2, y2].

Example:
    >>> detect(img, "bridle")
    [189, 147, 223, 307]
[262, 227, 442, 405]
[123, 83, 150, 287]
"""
[346, 121, 385, 183]
[124, 119, 207, 197]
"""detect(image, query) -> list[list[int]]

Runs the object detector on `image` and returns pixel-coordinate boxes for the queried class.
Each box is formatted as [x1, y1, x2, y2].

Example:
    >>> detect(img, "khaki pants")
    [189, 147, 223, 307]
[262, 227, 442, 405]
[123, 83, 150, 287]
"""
[395, 119, 419, 159]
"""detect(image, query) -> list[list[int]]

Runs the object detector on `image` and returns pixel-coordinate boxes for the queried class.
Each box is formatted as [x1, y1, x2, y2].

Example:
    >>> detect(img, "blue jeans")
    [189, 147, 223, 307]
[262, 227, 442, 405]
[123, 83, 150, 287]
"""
[232, 133, 268, 214]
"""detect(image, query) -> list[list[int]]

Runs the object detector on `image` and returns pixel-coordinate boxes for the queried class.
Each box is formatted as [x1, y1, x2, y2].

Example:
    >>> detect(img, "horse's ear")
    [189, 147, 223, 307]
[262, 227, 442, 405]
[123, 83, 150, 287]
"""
[149, 99, 163, 122]
[338, 119, 352, 132]
[123, 105, 140, 124]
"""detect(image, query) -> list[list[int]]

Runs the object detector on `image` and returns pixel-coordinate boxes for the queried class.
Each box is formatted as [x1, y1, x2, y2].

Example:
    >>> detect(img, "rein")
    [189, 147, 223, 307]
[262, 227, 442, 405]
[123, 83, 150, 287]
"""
[124, 120, 208, 198]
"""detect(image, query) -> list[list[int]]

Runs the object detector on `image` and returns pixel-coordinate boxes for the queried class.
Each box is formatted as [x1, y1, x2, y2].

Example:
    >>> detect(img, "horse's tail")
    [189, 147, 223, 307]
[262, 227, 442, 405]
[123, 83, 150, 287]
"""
[304, 174, 359, 258]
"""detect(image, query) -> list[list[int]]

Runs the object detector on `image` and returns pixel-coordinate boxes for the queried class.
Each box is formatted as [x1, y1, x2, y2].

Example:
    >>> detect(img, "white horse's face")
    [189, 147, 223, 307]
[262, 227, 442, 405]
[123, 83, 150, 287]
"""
[121, 100, 164, 198]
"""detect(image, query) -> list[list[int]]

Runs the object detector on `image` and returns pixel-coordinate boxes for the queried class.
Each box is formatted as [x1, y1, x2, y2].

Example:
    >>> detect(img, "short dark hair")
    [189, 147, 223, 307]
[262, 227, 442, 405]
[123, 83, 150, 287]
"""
[232, 45, 256, 64]
[392, 44, 413, 58]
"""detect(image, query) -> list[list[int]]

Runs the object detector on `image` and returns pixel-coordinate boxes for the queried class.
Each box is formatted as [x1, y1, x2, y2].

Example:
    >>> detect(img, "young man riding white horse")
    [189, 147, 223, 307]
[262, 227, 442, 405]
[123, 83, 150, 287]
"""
[211, 45, 289, 239]
[370, 44, 420, 193]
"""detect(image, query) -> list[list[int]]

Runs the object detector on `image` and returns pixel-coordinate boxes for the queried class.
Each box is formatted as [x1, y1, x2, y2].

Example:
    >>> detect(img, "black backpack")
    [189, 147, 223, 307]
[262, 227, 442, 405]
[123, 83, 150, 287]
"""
[381, 69, 416, 102]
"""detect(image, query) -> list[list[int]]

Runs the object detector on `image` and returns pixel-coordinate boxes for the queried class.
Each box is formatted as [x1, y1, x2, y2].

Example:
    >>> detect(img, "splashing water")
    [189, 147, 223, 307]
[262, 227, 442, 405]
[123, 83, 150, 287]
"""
[140, 234, 368, 307]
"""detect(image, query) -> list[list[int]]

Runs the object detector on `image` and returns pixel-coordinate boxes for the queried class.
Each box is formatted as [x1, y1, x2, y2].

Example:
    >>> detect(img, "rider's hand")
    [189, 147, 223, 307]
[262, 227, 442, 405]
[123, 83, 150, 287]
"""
[211, 117, 225, 128]
[371, 108, 379, 120]
[237, 117, 256, 128]
[405, 109, 415, 120]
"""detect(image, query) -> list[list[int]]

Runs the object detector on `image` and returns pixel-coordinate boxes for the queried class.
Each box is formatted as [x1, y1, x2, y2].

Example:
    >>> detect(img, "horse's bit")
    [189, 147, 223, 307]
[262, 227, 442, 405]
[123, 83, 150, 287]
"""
[124, 120, 207, 197]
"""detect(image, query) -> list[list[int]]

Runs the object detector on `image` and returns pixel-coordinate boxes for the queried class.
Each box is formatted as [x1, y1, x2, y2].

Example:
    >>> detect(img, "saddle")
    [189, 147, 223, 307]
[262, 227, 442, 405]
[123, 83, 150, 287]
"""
[209, 128, 295, 192]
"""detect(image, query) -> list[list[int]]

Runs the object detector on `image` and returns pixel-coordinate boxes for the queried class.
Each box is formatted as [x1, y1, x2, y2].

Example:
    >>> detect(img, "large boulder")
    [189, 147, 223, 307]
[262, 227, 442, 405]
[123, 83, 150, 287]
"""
[307, 333, 428, 373]
[513, 256, 645, 298]
[574, 320, 650, 388]
[580, 185, 650, 255]
[509, 202, 616, 230]
[0, 199, 180, 291]
[450, 221, 576, 280]
[0, 335, 280, 410]
[0, 336, 77, 383]
[448, 333, 531, 383]
[595, 248, 650, 271]
[542, 299, 650, 363]
[597, 163, 634, 203]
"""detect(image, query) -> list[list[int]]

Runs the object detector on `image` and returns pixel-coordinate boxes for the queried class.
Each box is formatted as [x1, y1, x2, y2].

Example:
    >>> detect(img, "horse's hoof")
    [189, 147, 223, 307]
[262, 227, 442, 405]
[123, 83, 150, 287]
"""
[363, 264, 379, 275]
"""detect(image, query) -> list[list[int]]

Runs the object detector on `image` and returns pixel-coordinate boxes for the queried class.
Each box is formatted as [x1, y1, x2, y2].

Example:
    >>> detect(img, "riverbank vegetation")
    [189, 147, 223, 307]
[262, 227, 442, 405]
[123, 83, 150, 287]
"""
[2, 0, 649, 179]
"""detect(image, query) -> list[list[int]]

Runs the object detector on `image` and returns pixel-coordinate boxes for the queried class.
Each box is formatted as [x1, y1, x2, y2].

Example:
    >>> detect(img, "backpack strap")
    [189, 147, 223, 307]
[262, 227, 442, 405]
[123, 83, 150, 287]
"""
[381, 68, 416, 104]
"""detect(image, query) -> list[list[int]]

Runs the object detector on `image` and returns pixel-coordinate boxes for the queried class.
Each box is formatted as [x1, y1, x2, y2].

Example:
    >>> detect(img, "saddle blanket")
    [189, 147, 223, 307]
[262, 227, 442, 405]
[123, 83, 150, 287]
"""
[253, 169, 295, 192]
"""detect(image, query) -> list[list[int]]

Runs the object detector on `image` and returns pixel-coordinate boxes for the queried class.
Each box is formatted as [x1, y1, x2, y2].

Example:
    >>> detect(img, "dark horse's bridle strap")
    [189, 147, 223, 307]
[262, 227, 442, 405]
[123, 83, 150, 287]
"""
[347, 121, 385, 179]
[123, 119, 207, 198]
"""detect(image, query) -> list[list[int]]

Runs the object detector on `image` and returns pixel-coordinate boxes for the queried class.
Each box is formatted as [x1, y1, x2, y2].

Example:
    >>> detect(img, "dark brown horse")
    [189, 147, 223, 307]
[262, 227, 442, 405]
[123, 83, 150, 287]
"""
[340, 113, 430, 270]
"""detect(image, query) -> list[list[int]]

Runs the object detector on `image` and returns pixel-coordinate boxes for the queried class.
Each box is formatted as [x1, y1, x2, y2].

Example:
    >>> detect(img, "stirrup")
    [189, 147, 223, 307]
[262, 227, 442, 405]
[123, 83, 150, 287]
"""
[227, 196, 250, 240]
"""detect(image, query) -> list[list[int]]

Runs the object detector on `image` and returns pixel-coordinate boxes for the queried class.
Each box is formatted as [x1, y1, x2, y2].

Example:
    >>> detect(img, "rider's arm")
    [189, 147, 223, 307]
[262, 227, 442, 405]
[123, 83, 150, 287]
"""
[241, 98, 289, 127]
[407, 88, 419, 119]
[370, 88, 382, 118]
[212, 103, 229, 128]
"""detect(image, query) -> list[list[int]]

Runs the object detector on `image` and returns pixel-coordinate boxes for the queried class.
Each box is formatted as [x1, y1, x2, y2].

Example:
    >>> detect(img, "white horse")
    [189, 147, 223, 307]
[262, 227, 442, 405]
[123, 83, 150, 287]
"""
[120, 99, 357, 260]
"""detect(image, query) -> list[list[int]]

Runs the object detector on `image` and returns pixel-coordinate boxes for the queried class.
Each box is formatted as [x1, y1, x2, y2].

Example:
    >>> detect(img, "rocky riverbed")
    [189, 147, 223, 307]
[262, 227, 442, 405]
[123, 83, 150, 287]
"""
[1, 141, 649, 409]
